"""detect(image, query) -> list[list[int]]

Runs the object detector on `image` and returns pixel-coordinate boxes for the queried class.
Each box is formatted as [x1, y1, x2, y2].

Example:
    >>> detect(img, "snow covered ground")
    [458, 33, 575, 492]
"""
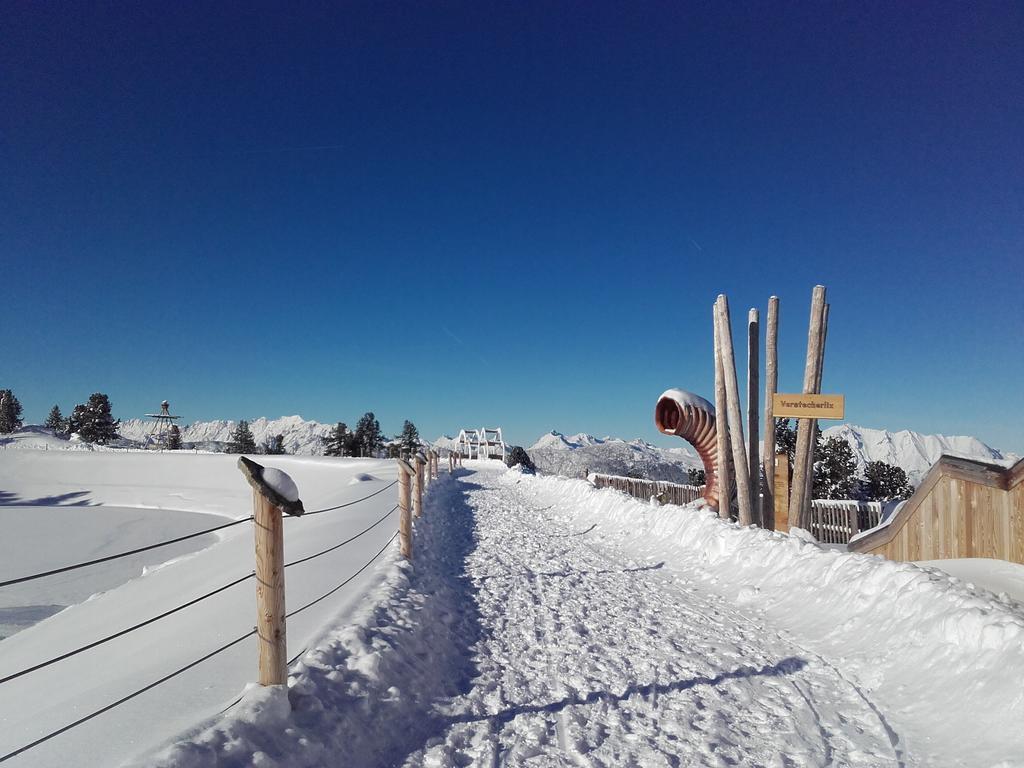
[4, 450, 1022, 767]
[0, 446, 401, 767]
[139, 463, 1022, 767]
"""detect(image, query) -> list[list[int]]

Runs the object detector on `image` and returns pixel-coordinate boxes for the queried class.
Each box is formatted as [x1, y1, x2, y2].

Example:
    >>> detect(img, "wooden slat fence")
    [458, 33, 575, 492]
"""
[808, 500, 882, 545]
[590, 473, 705, 506]
[592, 472, 881, 545]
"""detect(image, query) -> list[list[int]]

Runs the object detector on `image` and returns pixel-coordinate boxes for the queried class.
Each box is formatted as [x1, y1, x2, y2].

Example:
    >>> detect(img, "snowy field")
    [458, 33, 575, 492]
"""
[3, 448, 1023, 767]
[0, 443, 400, 767]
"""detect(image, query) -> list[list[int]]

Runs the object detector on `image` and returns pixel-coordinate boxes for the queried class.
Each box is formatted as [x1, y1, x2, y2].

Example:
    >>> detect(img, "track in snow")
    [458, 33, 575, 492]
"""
[399, 466, 901, 767]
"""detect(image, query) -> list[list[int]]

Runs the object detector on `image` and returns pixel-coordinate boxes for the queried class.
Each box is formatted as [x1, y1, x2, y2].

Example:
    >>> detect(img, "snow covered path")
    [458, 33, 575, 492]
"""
[400, 467, 900, 767]
[144, 462, 1022, 767]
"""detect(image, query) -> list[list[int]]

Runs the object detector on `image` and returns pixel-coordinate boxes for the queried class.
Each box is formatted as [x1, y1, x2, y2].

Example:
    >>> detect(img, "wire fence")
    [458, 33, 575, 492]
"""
[0, 472, 409, 764]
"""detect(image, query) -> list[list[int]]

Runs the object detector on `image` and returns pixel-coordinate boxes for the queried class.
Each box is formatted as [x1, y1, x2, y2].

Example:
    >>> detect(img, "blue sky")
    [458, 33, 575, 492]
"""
[3, 2, 1022, 452]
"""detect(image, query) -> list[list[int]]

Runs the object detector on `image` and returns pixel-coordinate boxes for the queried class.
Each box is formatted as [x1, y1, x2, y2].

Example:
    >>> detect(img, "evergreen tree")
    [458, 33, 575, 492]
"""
[398, 420, 420, 457]
[775, 418, 822, 470]
[0, 389, 24, 434]
[354, 411, 384, 457]
[226, 420, 257, 454]
[860, 461, 915, 501]
[167, 424, 183, 450]
[261, 433, 287, 455]
[323, 422, 351, 457]
[774, 419, 798, 464]
[687, 467, 707, 486]
[68, 393, 120, 444]
[45, 404, 67, 434]
[813, 436, 857, 499]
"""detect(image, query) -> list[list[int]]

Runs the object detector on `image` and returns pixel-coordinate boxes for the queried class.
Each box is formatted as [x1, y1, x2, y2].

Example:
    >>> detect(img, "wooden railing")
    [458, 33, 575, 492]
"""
[590, 473, 705, 506]
[807, 500, 882, 545]
[591, 471, 882, 545]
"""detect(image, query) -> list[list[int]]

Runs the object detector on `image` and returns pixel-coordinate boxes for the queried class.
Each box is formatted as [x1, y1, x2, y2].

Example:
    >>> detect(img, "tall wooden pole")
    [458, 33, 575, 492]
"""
[397, 459, 413, 559]
[713, 303, 731, 519]
[746, 307, 760, 524]
[761, 296, 779, 529]
[413, 454, 425, 517]
[789, 285, 827, 530]
[715, 295, 754, 526]
[252, 490, 287, 686]
[801, 302, 830, 518]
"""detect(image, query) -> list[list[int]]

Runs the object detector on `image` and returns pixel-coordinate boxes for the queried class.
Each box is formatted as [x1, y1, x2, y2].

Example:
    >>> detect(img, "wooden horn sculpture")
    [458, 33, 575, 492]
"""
[654, 388, 720, 509]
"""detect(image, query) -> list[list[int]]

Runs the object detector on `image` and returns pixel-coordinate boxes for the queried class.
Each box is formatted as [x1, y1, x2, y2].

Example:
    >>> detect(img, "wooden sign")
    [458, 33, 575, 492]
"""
[772, 393, 845, 420]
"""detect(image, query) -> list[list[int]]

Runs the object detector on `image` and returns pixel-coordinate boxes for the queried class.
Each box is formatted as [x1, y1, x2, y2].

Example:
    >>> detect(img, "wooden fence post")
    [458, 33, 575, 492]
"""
[414, 454, 426, 517]
[397, 459, 414, 559]
[715, 295, 755, 526]
[762, 296, 779, 529]
[747, 307, 760, 522]
[789, 285, 826, 530]
[237, 457, 304, 687]
[713, 302, 732, 519]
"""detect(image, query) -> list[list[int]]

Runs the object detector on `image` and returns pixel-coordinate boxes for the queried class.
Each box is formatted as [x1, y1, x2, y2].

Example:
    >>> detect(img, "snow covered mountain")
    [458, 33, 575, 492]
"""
[822, 424, 1019, 484]
[528, 431, 702, 481]
[118, 415, 332, 454]
[527, 425, 1018, 485]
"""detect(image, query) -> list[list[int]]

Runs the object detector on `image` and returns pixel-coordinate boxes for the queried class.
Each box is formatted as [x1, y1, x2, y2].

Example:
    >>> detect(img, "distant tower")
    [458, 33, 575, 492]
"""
[145, 400, 181, 448]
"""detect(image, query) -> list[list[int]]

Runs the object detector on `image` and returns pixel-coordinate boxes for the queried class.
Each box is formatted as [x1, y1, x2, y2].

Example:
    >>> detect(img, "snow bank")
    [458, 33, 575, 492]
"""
[504, 472, 1024, 767]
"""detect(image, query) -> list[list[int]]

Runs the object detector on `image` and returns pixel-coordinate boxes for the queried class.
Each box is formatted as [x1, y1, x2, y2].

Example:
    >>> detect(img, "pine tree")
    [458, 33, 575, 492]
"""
[774, 419, 797, 464]
[398, 420, 420, 457]
[860, 461, 915, 501]
[0, 389, 24, 434]
[687, 467, 707, 486]
[354, 411, 384, 457]
[45, 404, 67, 434]
[813, 436, 857, 499]
[261, 433, 287, 455]
[323, 422, 351, 457]
[226, 420, 257, 454]
[68, 393, 120, 444]
[167, 424, 183, 450]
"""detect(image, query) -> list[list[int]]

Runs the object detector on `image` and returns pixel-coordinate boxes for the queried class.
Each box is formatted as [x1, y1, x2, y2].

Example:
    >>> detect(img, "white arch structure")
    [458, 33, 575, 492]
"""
[456, 427, 506, 461]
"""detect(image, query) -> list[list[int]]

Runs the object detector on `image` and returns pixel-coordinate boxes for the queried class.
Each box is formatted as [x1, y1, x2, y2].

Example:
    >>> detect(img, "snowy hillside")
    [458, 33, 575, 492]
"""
[528, 431, 702, 481]
[823, 423, 1019, 483]
[118, 415, 332, 454]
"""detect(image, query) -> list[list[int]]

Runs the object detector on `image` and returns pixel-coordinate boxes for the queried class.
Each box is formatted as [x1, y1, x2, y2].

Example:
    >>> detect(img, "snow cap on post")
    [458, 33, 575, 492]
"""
[237, 457, 305, 517]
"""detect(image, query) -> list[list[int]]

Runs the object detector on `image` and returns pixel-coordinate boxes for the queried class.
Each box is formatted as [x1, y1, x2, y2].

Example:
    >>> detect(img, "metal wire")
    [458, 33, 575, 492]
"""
[286, 531, 398, 618]
[0, 572, 255, 686]
[0, 517, 253, 589]
[0, 629, 257, 763]
[284, 505, 398, 568]
[300, 479, 398, 516]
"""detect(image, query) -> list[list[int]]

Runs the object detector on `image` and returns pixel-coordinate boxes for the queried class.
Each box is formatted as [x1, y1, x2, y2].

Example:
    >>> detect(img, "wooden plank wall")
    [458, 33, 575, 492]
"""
[849, 456, 1024, 565]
